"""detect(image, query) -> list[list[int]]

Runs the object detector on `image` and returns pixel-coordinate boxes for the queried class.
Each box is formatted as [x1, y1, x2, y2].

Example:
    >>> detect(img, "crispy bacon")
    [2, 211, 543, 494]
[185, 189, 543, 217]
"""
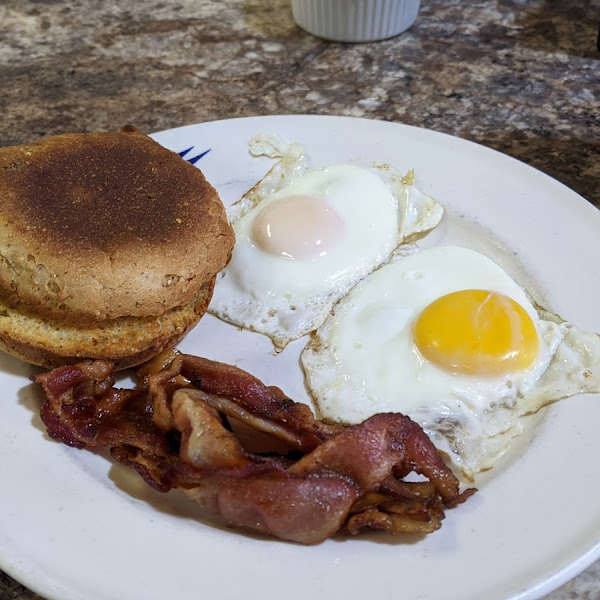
[140, 349, 343, 452]
[36, 349, 475, 544]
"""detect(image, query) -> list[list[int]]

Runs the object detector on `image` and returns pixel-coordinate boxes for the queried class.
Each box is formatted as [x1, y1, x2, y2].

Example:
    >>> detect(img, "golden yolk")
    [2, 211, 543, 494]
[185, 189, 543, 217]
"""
[413, 289, 539, 376]
[251, 195, 345, 260]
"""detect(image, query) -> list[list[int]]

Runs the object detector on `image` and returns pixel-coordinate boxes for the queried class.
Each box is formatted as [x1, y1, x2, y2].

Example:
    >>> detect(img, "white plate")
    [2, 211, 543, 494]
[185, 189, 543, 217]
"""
[2, 115, 600, 600]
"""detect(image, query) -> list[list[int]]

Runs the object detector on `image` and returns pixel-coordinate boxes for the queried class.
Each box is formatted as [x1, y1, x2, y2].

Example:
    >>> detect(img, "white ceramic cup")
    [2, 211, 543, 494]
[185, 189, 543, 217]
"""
[290, 0, 421, 42]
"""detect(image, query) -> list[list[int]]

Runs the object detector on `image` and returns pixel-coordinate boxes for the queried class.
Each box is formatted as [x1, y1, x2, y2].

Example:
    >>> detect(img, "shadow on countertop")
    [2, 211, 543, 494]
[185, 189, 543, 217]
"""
[510, 0, 600, 58]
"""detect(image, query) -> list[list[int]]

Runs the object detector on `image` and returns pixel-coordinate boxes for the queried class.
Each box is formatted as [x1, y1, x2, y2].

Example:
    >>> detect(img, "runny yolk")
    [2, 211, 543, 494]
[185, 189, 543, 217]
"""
[413, 289, 539, 376]
[251, 195, 345, 260]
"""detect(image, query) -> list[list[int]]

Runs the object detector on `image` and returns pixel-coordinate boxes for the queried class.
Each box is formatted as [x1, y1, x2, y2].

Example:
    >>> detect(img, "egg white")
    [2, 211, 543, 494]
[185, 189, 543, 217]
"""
[301, 246, 600, 478]
[209, 135, 444, 348]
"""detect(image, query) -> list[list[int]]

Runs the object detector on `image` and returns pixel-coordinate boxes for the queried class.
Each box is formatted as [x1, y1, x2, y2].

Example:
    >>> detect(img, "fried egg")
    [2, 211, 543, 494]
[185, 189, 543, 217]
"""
[209, 135, 444, 348]
[301, 246, 600, 478]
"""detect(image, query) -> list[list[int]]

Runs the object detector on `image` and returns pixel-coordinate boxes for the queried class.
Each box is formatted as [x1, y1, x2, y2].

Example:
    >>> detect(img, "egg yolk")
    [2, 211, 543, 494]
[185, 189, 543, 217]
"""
[251, 195, 345, 260]
[413, 289, 539, 376]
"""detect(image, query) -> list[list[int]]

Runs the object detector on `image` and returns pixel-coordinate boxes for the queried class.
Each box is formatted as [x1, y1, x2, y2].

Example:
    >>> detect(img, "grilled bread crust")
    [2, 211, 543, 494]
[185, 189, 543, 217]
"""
[0, 279, 215, 370]
[0, 126, 234, 368]
[0, 125, 234, 324]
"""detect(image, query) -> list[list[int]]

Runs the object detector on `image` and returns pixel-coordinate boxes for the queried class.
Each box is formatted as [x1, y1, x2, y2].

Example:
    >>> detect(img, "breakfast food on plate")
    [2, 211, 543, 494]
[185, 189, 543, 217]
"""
[302, 246, 600, 478]
[25, 128, 595, 544]
[35, 349, 475, 544]
[0, 126, 234, 369]
[209, 135, 443, 348]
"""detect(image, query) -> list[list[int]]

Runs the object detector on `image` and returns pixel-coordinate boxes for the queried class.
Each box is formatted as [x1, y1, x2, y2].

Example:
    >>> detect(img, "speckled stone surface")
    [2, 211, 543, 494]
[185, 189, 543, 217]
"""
[0, 1, 599, 598]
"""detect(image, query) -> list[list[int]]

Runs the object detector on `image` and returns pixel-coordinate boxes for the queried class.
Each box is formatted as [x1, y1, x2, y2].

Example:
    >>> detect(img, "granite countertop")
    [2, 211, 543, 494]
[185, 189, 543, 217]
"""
[0, 1, 599, 598]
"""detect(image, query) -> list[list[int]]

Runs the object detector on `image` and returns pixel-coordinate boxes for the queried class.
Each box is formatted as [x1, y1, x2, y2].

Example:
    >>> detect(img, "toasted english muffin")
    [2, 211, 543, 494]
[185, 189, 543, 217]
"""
[0, 280, 215, 370]
[0, 126, 234, 368]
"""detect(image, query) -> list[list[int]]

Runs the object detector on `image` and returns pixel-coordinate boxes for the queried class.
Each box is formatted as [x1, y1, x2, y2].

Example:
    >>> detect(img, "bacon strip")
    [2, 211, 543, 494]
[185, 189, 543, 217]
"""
[36, 349, 475, 544]
[142, 351, 343, 452]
